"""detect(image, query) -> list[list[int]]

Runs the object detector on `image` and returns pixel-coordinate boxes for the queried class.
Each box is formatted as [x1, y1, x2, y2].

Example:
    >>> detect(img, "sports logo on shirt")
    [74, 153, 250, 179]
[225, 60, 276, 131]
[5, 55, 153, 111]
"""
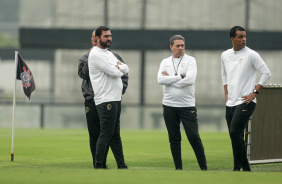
[239, 58, 243, 64]
[107, 104, 112, 110]
[181, 63, 185, 68]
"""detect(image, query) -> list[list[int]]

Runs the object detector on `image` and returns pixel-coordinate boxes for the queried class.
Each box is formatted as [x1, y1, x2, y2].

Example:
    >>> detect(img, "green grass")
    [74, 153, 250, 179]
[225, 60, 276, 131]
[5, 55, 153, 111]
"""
[0, 129, 281, 184]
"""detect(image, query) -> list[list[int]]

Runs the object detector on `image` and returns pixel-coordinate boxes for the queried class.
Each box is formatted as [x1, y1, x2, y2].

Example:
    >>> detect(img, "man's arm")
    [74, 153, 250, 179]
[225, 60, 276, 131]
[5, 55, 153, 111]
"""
[90, 53, 124, 78]
[112, 52, 129, 94]
[111, 51, 129, 74]
[224, 84, 228, 103]
[170, 58, 197, 88]
[241, 84, 263, 104]
[221, 54, 228, 103]
[78, 53, 89, 80]
[116, 61, 129, 74]
[242, 53, 271, 104]
[157, 61, 182, 85]
[250, 52, 271, 87]
[241, 65, 271, 104]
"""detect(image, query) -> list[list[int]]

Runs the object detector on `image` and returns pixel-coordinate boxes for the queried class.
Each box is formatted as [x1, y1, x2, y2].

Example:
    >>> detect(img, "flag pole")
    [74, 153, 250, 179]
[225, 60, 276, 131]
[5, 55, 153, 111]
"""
[11, 51, 18, 161]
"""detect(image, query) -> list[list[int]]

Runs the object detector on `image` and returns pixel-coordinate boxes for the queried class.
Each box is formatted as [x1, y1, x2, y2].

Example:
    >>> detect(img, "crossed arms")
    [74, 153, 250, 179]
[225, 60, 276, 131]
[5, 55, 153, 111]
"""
[157, 58, 197, 88]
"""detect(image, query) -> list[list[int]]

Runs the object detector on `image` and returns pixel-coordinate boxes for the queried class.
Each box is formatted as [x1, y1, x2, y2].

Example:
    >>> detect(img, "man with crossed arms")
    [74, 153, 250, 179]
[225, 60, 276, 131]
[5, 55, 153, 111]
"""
[78, 29, 128, 169]
[158, 35, 208, 170]
[88, 26, 129, 169]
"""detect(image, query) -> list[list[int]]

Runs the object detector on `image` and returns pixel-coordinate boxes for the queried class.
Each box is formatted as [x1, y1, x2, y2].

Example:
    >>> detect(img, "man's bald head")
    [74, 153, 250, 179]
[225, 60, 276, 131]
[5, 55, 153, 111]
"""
[91, 30, 97, 46]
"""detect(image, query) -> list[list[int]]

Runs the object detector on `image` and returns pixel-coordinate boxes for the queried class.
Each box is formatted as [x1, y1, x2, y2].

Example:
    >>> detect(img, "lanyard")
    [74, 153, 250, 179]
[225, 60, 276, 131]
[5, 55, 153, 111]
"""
[172, 56, 184, 76]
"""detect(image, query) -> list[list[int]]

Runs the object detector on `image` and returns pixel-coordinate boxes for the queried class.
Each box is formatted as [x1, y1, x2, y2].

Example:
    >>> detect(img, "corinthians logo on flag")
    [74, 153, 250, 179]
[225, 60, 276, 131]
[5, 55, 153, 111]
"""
[16, 53, 36, 100]
[20, 67, 32, 89]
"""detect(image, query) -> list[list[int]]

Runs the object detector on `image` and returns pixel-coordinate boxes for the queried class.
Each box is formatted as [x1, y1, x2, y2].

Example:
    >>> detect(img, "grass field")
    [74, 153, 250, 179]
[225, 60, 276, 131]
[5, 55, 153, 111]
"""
[0, 129, 281, 184]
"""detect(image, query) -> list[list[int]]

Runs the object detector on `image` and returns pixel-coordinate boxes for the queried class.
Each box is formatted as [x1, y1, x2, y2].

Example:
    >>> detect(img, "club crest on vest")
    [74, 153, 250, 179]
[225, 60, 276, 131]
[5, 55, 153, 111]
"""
[85, 107, 90, 113]
[107, 104, 112, 110]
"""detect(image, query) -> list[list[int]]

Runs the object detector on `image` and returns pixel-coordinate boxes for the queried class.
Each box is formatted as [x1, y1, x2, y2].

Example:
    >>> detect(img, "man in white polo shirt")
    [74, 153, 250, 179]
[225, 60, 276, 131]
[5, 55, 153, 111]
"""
[158, 35, 208, 170]
[88, 26, 129, 169]
[221, 26, 271, 171]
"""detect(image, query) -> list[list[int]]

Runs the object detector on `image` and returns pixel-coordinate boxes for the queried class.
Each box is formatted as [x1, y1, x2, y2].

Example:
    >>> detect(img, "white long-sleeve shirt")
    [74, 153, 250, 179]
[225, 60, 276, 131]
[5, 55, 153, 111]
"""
[158, 54, 197, 107]
[88, 46, 129, 105]
[221, 46, 271, 107]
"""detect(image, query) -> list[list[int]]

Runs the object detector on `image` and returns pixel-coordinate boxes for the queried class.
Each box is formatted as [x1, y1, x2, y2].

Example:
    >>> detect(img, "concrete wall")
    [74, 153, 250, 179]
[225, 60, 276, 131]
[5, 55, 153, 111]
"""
[19, 0, 282, 31]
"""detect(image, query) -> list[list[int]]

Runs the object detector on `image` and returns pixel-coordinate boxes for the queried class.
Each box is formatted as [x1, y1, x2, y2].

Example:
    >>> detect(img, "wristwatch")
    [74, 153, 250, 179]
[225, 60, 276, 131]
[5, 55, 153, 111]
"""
[253, 89, 259, 94]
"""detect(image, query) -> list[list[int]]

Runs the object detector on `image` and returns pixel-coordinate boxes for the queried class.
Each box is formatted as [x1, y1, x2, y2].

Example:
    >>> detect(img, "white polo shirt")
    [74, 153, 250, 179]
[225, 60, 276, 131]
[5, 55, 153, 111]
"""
[221, 46, 271, 107]
[158, 54, 197, 107]
[88, 46, 129, 105]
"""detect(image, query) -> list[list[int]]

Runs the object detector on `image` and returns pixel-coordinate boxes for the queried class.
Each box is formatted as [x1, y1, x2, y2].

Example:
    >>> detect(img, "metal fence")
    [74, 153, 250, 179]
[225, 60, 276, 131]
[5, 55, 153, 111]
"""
[0, 101, 226, 131]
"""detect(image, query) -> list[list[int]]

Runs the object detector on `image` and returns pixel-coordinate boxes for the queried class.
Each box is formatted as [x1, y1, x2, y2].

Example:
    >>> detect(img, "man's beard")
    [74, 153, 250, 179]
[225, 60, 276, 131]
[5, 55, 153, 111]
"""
[100, 40, 112, 48]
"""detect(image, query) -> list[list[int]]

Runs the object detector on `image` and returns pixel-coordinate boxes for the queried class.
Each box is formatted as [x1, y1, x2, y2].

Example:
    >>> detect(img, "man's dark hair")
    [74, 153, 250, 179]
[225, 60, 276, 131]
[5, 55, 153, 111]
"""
[170, 35, 185, 46]
[95, 26, 110, 38]
[229, 26, 245, 38]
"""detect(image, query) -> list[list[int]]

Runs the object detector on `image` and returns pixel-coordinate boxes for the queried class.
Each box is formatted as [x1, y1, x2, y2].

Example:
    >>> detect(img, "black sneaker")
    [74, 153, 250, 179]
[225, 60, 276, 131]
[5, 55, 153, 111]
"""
[94, 162, 107, 169]
[242, 165, 251, 171]
[242, 168, 251, 172]
[118, 163, 128, 169]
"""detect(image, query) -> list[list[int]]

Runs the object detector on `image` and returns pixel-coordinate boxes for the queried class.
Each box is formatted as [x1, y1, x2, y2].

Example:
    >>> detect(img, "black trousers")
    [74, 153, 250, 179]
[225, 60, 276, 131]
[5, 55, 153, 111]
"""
[163, 105, 207, 170]
[95, 101, 125, 166]
[225, 102, 256, 171]
[84, 99, 110, 165]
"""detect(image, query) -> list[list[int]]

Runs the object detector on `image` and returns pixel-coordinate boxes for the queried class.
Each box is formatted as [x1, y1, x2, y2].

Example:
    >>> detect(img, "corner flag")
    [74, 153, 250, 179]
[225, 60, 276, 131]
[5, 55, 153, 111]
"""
[11, 51, 36, 161]
[16, 53, 36, 100]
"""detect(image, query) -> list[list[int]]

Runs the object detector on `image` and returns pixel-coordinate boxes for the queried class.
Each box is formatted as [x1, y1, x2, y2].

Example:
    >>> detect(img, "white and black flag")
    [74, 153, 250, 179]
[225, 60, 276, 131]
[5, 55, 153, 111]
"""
[16, 53, 36, 100]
